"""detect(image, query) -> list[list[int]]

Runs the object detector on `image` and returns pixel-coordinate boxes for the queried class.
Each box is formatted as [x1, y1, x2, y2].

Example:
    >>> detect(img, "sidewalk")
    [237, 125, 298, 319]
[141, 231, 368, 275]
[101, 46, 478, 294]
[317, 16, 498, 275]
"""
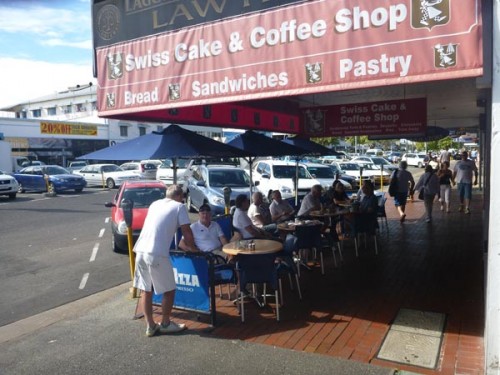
[0, 189, 484, 375]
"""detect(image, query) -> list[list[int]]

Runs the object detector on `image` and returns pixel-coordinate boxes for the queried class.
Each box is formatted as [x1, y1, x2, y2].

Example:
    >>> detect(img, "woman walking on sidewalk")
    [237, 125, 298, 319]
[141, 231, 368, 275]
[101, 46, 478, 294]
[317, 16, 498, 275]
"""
[437, 161, 454, 213]
[414, 165, 440, 223]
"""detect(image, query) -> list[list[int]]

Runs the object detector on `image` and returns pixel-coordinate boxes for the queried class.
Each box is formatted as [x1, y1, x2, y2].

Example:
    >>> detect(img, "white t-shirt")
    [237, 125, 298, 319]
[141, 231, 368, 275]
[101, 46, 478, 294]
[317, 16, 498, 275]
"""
[454, 159, 478, 184]
[248, 203, 272, 227]
[133, 199, 190, 256]
[269, 199, 294, 221]
[190, 220, 224, 252]
[297, 192, 319, 217]
[233, 208, 254, 239]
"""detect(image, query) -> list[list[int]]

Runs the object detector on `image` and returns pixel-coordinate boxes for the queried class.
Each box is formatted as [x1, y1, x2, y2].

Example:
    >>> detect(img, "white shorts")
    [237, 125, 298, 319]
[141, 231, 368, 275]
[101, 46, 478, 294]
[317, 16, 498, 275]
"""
[133, 253, 176, 294]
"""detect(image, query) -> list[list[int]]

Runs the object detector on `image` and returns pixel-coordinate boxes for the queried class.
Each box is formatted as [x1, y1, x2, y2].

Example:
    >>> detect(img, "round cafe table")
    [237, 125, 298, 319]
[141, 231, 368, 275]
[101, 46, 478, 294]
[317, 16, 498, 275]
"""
[222, 239, 283, 256]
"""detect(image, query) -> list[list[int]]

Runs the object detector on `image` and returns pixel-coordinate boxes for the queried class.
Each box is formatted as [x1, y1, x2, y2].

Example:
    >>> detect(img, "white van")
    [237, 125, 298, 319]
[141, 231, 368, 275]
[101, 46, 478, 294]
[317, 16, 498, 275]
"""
[366, 148, 383, 156]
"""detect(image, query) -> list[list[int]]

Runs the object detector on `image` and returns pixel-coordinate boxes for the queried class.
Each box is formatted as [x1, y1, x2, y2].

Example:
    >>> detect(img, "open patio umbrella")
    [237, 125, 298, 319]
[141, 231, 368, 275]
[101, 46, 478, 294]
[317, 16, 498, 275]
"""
[226, 130, 307, 198]
[77, 125, 245, 184]
[282, 136, 340, 157]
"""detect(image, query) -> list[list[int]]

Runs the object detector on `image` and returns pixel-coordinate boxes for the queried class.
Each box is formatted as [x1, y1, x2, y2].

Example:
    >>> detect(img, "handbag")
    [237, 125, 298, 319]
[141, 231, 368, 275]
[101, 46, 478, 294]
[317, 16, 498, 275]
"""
[418, 173, 433, 200]
[388, 171, 398, 197]
[418, 188, 425, 200]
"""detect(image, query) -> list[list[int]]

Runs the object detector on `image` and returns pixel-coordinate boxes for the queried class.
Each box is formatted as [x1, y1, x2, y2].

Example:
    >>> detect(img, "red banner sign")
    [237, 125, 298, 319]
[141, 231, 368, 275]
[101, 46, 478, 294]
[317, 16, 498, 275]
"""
[95, 0, 482, 124]
[302, 98, 427, 137]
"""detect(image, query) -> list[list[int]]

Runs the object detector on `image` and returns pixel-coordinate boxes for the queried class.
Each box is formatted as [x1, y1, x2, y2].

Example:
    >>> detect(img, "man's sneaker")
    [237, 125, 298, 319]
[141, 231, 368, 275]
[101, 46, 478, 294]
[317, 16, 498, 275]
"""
[458, 206, 464, 212]
[159, 321, 186, 334]
[146, 324, 160, 337]
[465, 208, 471, 214]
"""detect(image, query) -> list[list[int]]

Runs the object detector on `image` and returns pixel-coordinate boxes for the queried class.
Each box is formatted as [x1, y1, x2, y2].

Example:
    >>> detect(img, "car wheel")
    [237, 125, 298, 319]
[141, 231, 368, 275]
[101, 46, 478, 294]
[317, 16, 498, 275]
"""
[17, 184, 25, 193]
[75, 188, 83, 193]
[417, 162, 423, 168]
[186, 192, 196, 212]
[112, 234, 122, 253]
[106, 178, 116, 189]
[8, 193, 16, 199]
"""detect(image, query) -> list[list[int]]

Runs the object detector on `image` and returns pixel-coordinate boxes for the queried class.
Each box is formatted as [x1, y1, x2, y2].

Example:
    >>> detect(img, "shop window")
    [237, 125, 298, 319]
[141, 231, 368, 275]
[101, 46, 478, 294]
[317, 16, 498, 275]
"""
[139, 127, 146, 136]
[120, 126, 128, 137]
[32, 109, 41, 118]
[47, 107, 57, 116]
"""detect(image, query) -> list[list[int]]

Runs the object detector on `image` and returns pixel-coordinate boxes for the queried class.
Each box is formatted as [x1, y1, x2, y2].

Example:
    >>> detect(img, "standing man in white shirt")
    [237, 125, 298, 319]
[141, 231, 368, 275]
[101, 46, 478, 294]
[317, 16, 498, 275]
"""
[133, 185, 197, 337]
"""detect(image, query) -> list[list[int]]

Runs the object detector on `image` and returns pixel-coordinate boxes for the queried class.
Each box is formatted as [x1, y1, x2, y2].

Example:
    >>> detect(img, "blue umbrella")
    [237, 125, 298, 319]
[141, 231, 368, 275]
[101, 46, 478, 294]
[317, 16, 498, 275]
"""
[282, 137, 340, 157]
[77, 125, 245, 183]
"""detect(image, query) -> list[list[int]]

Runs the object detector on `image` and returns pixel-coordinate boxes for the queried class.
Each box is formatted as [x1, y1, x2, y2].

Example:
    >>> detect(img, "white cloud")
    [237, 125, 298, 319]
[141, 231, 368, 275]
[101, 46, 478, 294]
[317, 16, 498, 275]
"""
[0, 58, 95, 108]
[41, 38, 92, 49]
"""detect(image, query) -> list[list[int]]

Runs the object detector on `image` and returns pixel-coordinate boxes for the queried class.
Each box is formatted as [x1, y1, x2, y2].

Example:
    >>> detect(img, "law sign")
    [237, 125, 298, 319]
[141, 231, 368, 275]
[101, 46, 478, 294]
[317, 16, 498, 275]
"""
[301, 98, 426, 137]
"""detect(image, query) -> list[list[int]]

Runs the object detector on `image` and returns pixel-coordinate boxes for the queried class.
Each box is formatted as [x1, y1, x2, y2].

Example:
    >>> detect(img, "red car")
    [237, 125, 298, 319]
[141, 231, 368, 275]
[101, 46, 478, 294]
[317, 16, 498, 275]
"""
[105, 180, 166, 253]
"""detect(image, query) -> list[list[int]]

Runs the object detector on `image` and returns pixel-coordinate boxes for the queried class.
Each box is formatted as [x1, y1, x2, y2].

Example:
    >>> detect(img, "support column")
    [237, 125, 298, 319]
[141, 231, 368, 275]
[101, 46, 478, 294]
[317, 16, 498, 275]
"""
[486, 1, 500, 373]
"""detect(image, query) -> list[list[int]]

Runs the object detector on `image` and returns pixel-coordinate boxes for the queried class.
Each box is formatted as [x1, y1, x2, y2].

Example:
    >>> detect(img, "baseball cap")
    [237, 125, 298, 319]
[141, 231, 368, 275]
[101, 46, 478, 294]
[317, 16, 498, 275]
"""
[199, 204, 211, 212]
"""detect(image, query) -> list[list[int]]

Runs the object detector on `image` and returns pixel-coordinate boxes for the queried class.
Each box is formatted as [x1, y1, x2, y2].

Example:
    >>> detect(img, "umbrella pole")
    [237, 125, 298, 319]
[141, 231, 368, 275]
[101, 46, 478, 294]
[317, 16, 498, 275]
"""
[173, 158, 178, 185]
[248, 157, 254, 194]
[295, 159, 299, 207]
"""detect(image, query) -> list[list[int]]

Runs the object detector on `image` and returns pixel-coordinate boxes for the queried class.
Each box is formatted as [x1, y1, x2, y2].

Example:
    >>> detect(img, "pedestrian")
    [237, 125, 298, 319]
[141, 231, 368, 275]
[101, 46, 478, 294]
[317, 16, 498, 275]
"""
[133, 184, 197, 337]
[452, 150, 478, 214]
[390, 161, 415, 223]
[437, 161, 454, 213]
[439, 148, 451, 167]
[414, 165, 440, 223]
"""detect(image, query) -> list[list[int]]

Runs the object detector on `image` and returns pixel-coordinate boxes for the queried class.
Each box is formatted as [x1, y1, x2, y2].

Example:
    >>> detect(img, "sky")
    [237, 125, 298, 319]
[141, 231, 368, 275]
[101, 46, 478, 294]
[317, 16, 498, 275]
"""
[0, 0, 95, 108]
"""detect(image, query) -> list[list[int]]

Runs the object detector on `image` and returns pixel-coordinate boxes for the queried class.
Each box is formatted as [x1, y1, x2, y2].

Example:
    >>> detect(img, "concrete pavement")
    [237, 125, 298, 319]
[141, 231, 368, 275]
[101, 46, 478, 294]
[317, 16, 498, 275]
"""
[0, 282, 399, 375]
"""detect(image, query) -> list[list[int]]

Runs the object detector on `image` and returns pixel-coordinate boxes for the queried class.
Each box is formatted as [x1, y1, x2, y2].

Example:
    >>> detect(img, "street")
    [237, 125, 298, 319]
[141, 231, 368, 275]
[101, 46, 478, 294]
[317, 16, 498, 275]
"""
[0, 166, 424, 328]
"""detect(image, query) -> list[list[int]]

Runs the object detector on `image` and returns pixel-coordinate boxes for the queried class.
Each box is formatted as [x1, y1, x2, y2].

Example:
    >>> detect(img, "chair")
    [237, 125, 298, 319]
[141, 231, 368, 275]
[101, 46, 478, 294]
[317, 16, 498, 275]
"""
[208, 253, 237, 300]
[236, 253, 280, 322]
[353, 213, 379, 257]
[294, 224, 323, 276]
[275, 259, 302, 304]
[213, 214, 233, 240]
[377, 195, 389, 232]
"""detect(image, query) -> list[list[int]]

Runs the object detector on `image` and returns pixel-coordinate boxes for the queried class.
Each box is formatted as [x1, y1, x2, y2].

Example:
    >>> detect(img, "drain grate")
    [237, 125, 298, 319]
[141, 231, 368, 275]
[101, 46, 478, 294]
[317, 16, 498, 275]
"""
[376, 308, 446, 369]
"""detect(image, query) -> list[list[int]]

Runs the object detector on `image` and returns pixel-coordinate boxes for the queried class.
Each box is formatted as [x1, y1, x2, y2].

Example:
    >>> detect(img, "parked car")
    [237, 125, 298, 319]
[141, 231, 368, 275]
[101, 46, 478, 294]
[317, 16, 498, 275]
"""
[75, 164, 140, 188]
[402, 153, 427, 168]
[384, 151, 403, 163]
[301, 163, 353, 191]
[0, 170, 19, 198]
[67, 161, 88, 173]
[14, 165, 87, 193]
[350, 156, 398, 172]
[252, 159, 321, 201]
[120, 160, 162, 180]
[156, 158, 189, 188]
[337, 162, 376, 187]
[185, 164, 253, 215]
[326, 163, 358, 189]
[104, 180, 166, 252]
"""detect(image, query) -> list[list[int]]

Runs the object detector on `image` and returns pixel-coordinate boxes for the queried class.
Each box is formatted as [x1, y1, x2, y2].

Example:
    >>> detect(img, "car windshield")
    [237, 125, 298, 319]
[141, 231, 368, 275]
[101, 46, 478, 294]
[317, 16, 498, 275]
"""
[160, 159, 189, 168]
[209, 170, 249, 187]
[121, 187, 166, 208]
[42, 166, 71, 175]
[102, 165, 122, 172]
[273, 166, 310, 179]
[340, 163, 360, 171]
[371, 157, 390, 165]
[306, 166, 334, 178]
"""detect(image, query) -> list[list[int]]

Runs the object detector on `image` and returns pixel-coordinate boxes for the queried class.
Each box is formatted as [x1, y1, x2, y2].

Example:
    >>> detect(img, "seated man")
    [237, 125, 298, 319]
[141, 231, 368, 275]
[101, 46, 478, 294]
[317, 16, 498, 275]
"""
[248, 191, 278, 236]
[297, 184, 323, 218]
[179, 203, 228, 258]
[233, 194, 273, 240]
[269, 190, 295, 223]
[355, 180, 379, 235]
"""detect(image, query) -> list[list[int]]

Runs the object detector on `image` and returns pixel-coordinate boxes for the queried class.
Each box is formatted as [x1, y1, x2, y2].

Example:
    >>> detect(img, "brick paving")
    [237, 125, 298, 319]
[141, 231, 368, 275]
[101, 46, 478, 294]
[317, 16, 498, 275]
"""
[149, 189, 485, 374]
